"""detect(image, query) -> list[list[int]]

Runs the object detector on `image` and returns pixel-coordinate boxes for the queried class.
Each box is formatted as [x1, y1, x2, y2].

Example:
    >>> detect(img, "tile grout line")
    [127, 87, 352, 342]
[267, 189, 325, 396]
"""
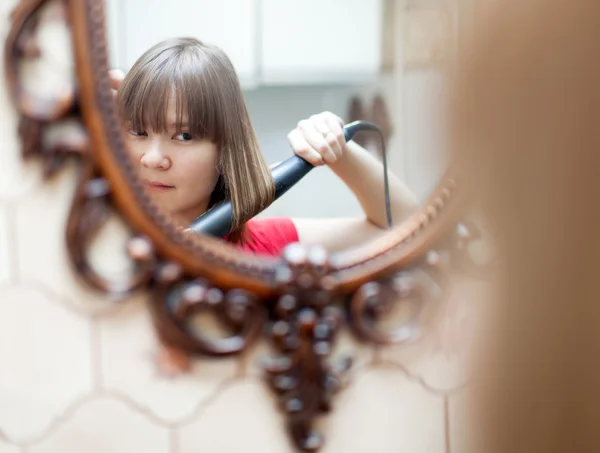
[91, 318, 103, 390]
[7, 276, 126, 319]
[169, 427, 179, 453]
[444, 395, 451, 453]
[235, 351, 248, 378]
[373, 359, 469, 396]
[371, 345, 382, 364]
[5, 200, 19, 285]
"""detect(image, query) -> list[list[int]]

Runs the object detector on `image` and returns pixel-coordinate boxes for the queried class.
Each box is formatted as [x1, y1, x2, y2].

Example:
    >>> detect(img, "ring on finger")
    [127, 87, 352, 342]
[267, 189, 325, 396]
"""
[314, 122, 330, 137]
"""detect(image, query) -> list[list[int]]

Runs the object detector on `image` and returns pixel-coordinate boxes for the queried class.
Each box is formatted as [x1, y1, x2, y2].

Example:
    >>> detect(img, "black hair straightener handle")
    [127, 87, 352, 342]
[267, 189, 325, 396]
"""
[188, 120, 392, 237]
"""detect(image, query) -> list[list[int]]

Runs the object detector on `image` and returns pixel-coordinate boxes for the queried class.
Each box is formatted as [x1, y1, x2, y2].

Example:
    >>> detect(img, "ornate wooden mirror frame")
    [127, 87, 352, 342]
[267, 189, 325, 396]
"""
[5, 0, 477, 450]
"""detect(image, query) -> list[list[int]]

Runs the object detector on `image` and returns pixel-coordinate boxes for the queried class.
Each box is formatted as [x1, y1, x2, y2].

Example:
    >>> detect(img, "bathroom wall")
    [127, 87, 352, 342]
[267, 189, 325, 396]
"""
[246, 70, 446, 220]
[0, 1, 476, 452]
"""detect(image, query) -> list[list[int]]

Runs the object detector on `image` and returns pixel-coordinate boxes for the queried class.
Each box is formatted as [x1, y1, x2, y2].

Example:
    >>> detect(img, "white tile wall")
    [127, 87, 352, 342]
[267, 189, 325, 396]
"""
[29, 398, 171, 453]
[0, 441, 19, 453]
[0, 286, 93, 443]
[99, 299, 239, 422]
[449, 389, 476, 453]
[322, 368, 446, 453]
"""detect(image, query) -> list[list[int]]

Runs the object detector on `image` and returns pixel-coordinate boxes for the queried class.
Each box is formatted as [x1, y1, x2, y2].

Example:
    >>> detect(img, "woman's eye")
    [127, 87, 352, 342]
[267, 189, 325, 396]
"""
[174, 132, 193, 142]
[129, 129, 147, 137]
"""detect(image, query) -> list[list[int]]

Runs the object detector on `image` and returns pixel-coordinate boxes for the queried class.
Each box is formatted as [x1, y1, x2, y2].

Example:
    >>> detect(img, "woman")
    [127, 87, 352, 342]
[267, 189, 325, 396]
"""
[113, 37, 417, 256]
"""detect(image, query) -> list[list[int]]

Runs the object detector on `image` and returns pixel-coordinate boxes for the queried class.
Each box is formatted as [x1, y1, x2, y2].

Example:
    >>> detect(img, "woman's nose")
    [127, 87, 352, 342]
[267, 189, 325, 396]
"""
[140, 142, 171, 170]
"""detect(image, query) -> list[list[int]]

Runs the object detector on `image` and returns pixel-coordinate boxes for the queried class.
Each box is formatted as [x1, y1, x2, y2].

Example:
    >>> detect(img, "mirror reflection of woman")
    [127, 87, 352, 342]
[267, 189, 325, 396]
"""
[112, 37, 417, 256]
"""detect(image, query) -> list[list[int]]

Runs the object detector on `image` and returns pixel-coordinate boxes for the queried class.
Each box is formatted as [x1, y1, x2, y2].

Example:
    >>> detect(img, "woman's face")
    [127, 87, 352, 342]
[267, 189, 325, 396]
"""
[125, 95, 220, 225]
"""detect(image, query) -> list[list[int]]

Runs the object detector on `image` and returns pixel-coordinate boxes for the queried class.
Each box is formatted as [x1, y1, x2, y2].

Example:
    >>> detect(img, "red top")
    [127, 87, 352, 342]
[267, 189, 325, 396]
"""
[231, 217, 299, 257]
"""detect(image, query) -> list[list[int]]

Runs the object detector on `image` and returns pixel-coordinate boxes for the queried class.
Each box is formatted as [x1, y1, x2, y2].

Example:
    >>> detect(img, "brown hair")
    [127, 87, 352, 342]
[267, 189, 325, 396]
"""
[117, 37, 275, 241]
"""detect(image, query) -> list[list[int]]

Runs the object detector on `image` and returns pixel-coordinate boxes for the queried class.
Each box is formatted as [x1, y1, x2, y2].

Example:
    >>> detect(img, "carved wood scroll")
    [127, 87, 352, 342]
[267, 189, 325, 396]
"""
[4, 0, 480, 450]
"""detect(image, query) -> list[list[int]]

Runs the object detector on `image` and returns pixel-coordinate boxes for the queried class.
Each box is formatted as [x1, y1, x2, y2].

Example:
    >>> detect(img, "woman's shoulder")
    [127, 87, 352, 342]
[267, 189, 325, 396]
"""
[238, 217, 299, 257]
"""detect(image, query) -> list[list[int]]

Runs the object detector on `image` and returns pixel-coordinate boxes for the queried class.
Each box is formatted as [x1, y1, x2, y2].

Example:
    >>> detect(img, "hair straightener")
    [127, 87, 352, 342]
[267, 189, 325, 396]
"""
[188, 120, 391, 237]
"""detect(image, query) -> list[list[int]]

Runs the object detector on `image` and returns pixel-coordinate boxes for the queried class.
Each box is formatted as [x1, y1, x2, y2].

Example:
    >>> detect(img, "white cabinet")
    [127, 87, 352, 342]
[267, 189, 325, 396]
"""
[106, 0, 258, 88]
[259, 0, 383, 84]
[104, 0, 383, 88]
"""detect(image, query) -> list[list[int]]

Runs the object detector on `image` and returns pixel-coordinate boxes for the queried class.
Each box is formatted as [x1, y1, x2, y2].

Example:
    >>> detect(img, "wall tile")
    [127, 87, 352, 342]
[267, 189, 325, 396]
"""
[380, 276, 489, 392]
[29, 397, 170, 453]
[178, 379, 292, 453]
[448, 389, 475, 453]
[99, 299, 238, 422]
[0, 286, 92, 443]
[321, 367, 446, 453]
[0, 440, 19, 453]
[15, 165, 141, 315]
[179, 368, 446, 453]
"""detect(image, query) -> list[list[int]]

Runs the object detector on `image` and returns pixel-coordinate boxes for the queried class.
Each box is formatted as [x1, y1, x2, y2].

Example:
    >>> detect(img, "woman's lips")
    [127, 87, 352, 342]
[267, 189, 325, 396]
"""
[144, 180, 175, 191]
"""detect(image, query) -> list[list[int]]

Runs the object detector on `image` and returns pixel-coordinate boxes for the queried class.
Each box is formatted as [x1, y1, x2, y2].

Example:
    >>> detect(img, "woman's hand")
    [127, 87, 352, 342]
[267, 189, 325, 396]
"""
[109, 68, 125, 96]
[287, 111, 347, 166]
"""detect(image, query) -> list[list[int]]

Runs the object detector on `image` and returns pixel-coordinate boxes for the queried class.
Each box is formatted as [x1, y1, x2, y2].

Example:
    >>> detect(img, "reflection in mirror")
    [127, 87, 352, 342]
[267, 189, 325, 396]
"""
[104, 0, 433, 259]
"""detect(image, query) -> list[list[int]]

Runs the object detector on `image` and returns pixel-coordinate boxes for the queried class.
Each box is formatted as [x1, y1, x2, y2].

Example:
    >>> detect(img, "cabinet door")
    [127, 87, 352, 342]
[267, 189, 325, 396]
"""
[108, 0, 258, 87]
[260, 0, 383, 84]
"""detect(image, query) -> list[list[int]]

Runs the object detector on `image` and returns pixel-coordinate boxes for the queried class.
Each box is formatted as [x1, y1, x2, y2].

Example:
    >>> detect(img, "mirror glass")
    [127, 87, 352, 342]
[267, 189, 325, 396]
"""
[104, 0, 451, 257]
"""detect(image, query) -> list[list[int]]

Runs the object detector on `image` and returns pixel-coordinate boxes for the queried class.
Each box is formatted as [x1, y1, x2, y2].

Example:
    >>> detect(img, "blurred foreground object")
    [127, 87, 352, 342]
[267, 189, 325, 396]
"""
[452, 1, 600, 452]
